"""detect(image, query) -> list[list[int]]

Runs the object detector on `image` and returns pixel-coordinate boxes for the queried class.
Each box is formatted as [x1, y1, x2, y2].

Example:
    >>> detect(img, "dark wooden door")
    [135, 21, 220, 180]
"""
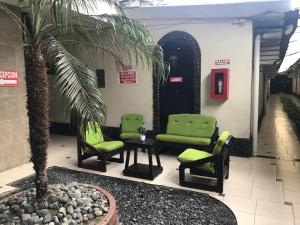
[159, 38, 194, 131]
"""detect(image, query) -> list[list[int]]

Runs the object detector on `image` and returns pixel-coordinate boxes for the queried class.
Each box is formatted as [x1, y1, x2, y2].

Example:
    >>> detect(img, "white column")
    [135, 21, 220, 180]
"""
[252, 35, 260, 156]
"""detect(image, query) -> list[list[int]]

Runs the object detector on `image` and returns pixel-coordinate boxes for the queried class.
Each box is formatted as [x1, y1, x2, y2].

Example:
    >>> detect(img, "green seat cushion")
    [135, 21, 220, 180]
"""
[156, 134, 211, 146]
[120, 132, 140, 139]
[83, 141, 124, 154]
[121, 114, 143, 133]
[177, 148, 214, 173]
[166, 114, 217, 138]
[94, 141, 124, 153]
[213, 131, 230, 155]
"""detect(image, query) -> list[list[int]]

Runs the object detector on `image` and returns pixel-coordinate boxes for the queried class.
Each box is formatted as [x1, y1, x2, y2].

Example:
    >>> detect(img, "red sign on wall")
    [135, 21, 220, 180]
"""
[0, 70, 19, 87]
[170, 77, 183, 83]
[215, 59, 230, 65]
[119, 70, 137, 84]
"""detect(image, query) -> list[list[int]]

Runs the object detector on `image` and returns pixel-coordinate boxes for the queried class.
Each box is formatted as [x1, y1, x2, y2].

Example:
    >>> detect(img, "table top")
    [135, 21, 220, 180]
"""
[125, 138, 156, 147]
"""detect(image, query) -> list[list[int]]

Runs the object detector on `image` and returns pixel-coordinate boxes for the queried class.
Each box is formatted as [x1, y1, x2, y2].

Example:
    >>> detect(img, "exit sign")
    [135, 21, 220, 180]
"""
[170, 77, 183, 83]
[0, 70, 19, 87]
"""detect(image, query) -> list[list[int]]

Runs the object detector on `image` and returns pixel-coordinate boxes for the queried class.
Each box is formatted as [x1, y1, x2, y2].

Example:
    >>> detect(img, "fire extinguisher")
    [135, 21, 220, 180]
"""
[218, 79, 223, 94]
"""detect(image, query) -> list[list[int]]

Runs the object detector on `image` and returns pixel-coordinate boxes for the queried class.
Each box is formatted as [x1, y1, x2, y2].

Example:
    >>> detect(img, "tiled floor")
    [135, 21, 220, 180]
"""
[0, 95, 299, 225]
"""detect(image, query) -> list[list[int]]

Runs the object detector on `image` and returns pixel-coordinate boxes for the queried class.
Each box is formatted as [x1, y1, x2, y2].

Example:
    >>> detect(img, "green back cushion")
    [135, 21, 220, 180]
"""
[85, 123, 104, 145]
[166, 114, 217, 138]
[213, 131, 230, 155]
[121, 114, 143, 133]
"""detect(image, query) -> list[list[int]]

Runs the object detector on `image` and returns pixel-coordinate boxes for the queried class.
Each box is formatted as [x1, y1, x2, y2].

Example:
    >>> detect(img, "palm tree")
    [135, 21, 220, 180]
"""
[0, 0, 165, 200]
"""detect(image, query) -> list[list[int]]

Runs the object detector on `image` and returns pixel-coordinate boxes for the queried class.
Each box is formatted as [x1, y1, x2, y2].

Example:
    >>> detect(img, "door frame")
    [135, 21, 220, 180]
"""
[152, 31, 201, 133]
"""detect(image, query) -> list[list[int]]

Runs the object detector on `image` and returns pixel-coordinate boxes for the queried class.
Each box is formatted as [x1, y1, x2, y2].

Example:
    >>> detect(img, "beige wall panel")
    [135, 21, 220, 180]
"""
[0, 8, 29, 172]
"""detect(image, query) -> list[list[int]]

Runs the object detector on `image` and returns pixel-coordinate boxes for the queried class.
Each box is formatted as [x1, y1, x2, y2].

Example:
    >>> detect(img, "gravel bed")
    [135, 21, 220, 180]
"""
[0, 183, 108, 225]
[9, 166, 237, 225]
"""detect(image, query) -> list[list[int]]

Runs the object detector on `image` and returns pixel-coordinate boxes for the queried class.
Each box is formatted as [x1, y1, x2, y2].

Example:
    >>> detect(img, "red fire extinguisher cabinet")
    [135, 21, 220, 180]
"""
[210, 68, 229, 100]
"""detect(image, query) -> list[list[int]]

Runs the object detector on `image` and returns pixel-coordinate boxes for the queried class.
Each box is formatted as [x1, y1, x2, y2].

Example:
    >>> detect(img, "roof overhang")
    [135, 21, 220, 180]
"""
[284, 58, 300, 77]
[256, 9, 299, 70]
[126, 0, 292, 20]
[126, 0, 298, 73]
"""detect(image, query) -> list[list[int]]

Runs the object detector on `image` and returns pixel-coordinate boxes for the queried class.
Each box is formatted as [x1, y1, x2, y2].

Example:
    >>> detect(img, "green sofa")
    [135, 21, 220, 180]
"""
[156, 114, 218, 151]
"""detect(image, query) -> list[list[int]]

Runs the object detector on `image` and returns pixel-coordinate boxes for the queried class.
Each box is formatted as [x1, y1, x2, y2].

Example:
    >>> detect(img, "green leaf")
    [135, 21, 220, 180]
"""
[44, 36, 106, 131]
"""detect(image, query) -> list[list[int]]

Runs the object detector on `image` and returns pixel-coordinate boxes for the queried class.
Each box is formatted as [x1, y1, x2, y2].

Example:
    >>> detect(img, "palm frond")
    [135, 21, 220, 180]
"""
[18, 0, 120, 45]
[44, 35, 106, 131]
[54, 13, 167, 79]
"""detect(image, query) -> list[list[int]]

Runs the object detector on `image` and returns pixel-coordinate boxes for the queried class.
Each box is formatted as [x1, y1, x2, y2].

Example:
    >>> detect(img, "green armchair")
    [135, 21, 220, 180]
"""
[177, 131, 232, 193]
[77, 123, 124, 172]
[120, 114, 144, 139]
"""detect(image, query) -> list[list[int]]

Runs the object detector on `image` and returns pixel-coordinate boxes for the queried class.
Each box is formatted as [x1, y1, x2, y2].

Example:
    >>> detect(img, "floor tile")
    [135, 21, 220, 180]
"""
[293, 203, 300, 221]
[284, 189, 300, 204]
[255, 200, 294, 221]
[233, 210, 254, 225]
[223, 196, 256, 214]
[251, 187, 284, 203]
[254, 215, 294, 225]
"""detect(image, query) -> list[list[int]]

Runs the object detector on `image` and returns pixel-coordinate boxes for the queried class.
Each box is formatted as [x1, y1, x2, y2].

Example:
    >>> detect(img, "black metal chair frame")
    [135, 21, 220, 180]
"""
[179, 136, 232, 193]
[157, 127, 219, 153]
[77, 134, 124, 172]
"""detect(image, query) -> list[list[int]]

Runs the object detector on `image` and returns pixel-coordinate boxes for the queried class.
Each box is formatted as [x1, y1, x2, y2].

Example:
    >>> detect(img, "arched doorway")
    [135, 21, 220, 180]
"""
[153, 31, 201, 133]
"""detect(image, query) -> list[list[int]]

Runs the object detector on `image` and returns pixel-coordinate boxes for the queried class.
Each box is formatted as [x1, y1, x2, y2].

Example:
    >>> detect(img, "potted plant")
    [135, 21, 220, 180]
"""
[137, 123, 147, 141]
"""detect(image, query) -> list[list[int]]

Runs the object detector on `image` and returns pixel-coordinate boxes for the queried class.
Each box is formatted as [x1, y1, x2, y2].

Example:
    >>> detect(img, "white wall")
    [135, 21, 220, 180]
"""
[297, 77, 300, 95]
[138, 20, 253, 138]
[49, 19, 253, 138]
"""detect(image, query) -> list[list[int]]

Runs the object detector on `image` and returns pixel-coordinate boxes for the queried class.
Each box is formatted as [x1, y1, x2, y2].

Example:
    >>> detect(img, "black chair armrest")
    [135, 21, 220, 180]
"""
[220, 148, 230, 162]
[212, 127, 219, 143]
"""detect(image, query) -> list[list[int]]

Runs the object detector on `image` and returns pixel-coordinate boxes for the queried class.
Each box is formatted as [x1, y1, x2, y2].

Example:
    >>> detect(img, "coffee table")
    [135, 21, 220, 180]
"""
[123, 138, 163, 180]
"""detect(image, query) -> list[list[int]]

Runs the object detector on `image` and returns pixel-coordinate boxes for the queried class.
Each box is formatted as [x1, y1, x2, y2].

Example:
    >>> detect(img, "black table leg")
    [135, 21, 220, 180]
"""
[148, 147, 153, 175]
[125, 146, 131, 170]
[155, 148, 161, 167]
[134, 148, 138, 165]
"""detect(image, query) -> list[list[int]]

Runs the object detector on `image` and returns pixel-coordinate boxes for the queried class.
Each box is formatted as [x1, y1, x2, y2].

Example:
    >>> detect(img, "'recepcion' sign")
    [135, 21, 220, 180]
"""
[0, 70, 19, 87]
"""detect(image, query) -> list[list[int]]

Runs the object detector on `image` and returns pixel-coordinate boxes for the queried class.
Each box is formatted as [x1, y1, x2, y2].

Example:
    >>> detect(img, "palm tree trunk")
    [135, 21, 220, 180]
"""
[24, 45, 49, 200]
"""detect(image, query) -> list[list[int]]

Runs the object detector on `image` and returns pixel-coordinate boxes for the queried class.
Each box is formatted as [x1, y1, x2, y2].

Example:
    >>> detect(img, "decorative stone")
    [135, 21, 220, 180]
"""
[21, 213, 31, 222]
[58, 207, 66, 216]
[48, 195, 58, 204]
[67, 200, 77, 208]
[66, 205, 74, 214]
[23, 204, 34, 213]
[57, 212, 64, 219]
[91, 193, 99, 201]
[49, 203, 59, 210]
[52, 216, 59, 223]
[94, 211, 103, 217]
[43, 213, 52, 223]
[87, 214, 94, 220]
[37, 209, 49, 217]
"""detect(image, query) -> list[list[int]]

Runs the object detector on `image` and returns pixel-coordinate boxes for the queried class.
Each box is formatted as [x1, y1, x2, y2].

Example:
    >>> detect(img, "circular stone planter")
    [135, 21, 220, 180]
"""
[89, 185, 119, 225]
[0, 184, 119, 225]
